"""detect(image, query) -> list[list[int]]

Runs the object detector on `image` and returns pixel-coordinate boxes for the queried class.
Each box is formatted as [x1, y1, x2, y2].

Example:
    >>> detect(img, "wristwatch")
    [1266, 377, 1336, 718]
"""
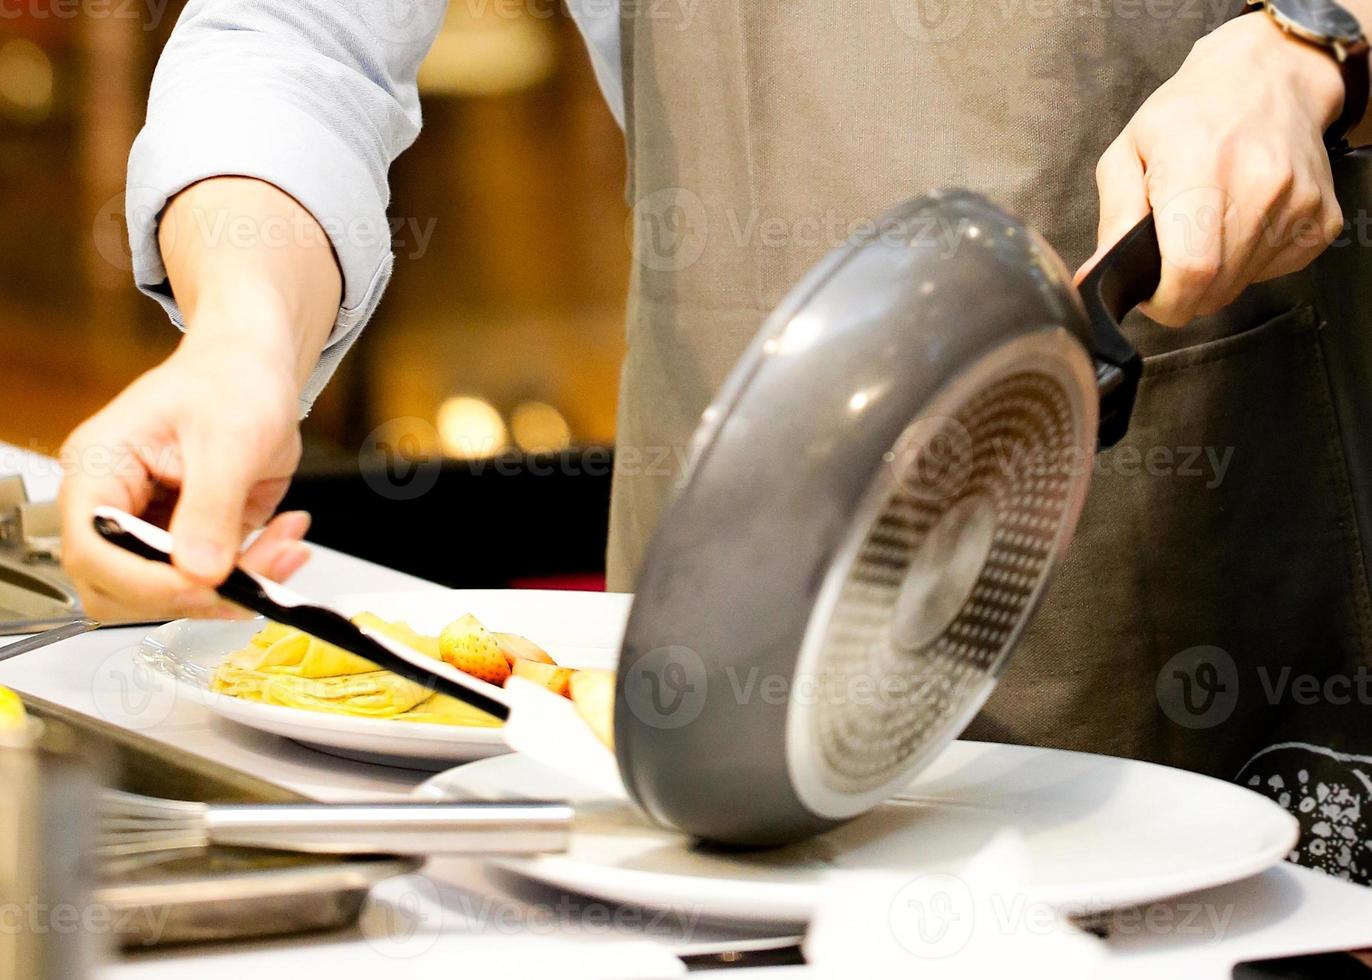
[1245, 0, 1371, 151]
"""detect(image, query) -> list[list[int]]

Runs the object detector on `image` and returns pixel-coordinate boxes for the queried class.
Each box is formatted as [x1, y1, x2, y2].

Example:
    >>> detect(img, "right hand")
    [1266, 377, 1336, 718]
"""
[59, 325, 309, 621]
[60, 177, 341, 622]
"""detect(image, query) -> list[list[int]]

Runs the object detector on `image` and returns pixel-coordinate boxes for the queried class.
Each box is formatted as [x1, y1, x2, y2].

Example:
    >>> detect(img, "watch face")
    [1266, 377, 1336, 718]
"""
[1268, 0, 1365, 44]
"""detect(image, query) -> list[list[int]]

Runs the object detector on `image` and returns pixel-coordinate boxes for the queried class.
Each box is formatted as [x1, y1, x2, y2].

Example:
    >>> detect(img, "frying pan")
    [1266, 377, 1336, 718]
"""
[97, 191, 1160, 849]
[615, 191, 1160, 845]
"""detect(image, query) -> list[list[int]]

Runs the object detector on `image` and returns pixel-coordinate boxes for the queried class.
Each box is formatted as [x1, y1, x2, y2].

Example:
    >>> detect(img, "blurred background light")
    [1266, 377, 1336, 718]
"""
[438, 395, 509, 459]
[0, 39, 54, 122]
[418, 8, 557, 96]
[511, 400, 571, 454]
[0, 1, 626, 589]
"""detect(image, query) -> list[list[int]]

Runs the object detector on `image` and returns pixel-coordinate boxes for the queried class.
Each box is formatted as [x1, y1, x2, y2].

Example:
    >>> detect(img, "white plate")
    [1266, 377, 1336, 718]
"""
[418, 741, 1299, 924]
[136, 589, 630, 769]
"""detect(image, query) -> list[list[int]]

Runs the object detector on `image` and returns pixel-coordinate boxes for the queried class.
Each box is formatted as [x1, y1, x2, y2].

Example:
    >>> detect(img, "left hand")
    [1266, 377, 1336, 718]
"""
[1080, 12, 1350, 326]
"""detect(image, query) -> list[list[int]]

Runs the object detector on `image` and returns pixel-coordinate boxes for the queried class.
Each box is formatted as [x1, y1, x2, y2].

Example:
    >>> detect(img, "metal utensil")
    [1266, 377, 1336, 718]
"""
[614, 194, 1162, 845]
[0, 618, 171, 661]
[93, 509, 511, 714]
[97, 789, 572, 868]
[0, 557, 82, 636]
[0, 618, 99, 663]
[21, 691, 421, 949]
[92, 507, 623, 795]
[1, 708, 102, 978]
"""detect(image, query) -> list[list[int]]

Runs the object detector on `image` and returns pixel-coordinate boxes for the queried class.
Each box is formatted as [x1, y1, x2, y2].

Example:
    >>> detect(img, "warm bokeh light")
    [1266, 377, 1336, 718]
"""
[418, 8, 556, 96]
[510, 401, 572, 454]
[0, 4, 630, 462]
[437, 396, 509, 459]
[0, 39, 54, 122]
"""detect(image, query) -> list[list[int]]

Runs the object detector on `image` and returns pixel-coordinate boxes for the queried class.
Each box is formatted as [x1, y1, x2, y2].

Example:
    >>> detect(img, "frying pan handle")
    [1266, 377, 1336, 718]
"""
[1077, 213, 1158, 449]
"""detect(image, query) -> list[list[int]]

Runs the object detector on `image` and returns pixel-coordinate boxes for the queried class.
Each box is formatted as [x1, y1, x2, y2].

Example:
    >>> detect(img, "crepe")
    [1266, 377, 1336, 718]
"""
[211, 615, 501, 727]
[393, 693, 503, 728]
[218, 621, 377, 679]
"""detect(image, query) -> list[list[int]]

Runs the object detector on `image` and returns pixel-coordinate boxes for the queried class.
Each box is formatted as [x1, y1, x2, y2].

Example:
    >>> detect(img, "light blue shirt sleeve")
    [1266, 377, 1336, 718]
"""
[127, 0, 623, 415]
[125, 0, 449, 413]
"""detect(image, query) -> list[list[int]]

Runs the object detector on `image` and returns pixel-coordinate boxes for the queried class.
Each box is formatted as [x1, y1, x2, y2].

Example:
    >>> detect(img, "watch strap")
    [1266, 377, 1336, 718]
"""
[1330, 42, 1370, 152]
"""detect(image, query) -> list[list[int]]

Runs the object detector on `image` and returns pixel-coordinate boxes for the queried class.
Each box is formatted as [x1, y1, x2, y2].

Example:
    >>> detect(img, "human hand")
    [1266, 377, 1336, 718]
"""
[1080, 12, 1349, 326]
[59, 325, 310, 621]
[60, 177, 341, 621]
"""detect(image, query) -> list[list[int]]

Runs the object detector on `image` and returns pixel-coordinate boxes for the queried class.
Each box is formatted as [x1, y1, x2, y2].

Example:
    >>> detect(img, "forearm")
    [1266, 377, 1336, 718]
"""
[159, 176, 341, 393]
[126, 0, 447, 408]
[1088, 1, 1358, 320]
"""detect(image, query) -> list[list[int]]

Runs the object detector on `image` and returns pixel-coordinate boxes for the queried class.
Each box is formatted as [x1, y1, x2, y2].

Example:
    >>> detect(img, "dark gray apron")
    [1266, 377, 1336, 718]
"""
[613, 0, 1372, 882]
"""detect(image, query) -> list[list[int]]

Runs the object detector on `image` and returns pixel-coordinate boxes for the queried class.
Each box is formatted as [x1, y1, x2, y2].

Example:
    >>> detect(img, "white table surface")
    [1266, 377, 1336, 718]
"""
[5, 443, 1372, 978]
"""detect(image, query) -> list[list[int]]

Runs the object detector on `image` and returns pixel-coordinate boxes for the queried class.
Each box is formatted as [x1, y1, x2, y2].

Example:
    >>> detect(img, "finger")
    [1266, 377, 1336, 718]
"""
[67, 543, 223, 622]
[80, 580, 239, 623]
[72, 510, 307, 622]
[1198, 151, 1320, 311]
[59, 429, 154, 543]
[167, 429, 261, 585]
[1256, 246, 1327, 283]
[1144, 178, 1225, 327]
[1190, 199, 1270, 318]
[63, 487, 224, 619]
[267, 543, 312, 583]
[256, 509, 311, 545]
[1252, 176, 1344, 284]
[240, 511, 312, 582]
[1077, 133, 1151, 283]
[58, 434, 217, 620]
[242, 477, 294, 532]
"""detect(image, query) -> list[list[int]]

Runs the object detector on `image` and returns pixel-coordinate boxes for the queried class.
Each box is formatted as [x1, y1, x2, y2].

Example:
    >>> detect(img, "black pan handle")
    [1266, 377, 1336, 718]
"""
[92, 508, 511, 720]
[1077, 213, 1158, 448]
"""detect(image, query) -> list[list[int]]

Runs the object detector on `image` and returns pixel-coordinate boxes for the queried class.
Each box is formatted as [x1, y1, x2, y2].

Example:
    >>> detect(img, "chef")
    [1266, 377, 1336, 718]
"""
[57, 0, 1372, 867]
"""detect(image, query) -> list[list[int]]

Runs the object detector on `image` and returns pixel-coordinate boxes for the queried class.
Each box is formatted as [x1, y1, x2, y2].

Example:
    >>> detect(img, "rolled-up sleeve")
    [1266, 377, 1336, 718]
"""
[126, 0, 447, 411]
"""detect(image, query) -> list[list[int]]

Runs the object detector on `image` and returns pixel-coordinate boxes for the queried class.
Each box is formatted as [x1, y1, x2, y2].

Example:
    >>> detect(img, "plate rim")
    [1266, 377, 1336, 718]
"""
[192, 680, 509, 744]
[417, 740, 1300, 921]
[136, 617, 507, 746]
[133, 589, 630, 760]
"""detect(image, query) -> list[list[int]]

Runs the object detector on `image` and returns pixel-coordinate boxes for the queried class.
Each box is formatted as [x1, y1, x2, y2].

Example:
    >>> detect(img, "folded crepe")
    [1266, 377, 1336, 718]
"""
[394, 693, 503, 728]
[211, 615, 500, 727]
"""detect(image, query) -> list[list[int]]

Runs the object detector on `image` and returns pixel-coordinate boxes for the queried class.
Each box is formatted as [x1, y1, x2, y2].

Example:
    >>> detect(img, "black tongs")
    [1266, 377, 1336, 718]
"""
[93, 507, 510, 719]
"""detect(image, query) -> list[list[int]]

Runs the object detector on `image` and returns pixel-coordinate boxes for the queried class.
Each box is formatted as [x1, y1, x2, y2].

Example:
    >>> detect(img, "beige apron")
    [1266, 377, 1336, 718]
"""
[610, 1, 1372, 778]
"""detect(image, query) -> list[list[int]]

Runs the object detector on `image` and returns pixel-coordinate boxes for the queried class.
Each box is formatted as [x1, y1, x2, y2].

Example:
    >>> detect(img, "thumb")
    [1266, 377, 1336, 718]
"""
[168, 432, 258, 584]
[1076, 132, 1150, 284]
